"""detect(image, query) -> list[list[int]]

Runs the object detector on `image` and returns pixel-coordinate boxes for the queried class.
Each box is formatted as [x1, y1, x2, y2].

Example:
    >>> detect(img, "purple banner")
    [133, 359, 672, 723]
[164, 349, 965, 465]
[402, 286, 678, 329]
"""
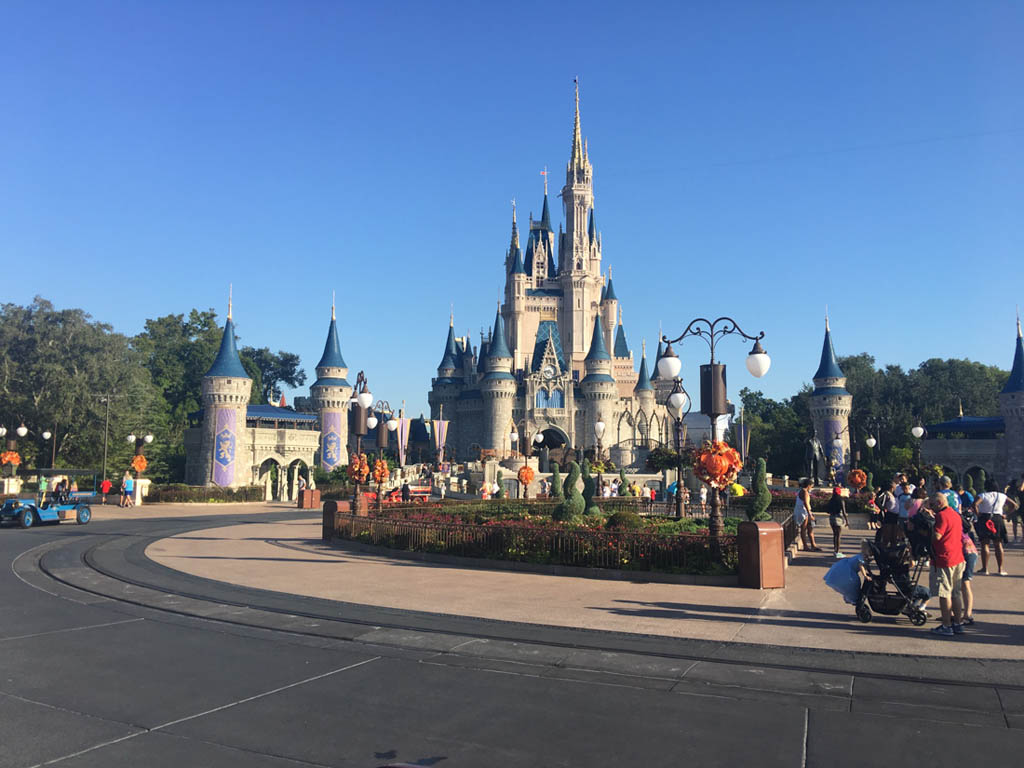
[397, 417, 410, 467]
[432, 419, 449, 464]
[321, 411, 343, 471]
[213, 409, 236, 486]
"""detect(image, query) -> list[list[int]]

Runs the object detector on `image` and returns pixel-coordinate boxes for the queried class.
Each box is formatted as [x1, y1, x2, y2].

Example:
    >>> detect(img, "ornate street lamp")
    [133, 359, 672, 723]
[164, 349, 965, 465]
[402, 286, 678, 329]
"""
[594, 419, 606, 491]
[662, 317, 769, 538]
[657, 344, 693, 519]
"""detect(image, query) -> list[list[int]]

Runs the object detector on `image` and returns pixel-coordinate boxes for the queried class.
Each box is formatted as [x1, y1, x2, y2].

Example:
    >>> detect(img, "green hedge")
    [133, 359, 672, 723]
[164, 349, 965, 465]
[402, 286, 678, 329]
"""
[145, 484, 266, 503]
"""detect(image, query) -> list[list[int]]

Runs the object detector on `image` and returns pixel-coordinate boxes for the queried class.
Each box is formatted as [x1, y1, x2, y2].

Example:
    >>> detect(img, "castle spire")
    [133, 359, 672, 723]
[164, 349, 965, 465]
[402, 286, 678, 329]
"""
[206, 300, 249, 379]
[227, 284, 233, 321]
[635, 340, 653, 393]
[585, 312, 610, 361]
[488, 304, 512, 360]
[813, 317, 845, 383]
[315, 302, 347, 371]
[1002, 314, 1024, 394]
[588, 206, 596, 243]
[613, 306, 630, 358]
[570, 77, 583, 168]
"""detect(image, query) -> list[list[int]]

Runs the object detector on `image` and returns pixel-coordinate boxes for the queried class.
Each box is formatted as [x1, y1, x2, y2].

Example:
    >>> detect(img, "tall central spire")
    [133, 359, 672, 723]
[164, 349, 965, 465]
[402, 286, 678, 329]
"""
[570, 77, 583, 167]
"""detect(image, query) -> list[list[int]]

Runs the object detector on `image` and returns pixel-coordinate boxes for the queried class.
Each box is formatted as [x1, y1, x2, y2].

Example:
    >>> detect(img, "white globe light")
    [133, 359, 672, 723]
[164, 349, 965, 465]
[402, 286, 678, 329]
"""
[0, 427, 6, 437]
[657, 354, 682, 380]
[387, 418, 399, 431]
[865, 436, 877, 448]
[144, 434, 154, 444]
[510, 431, 518, 442]
[534, 432, 545, 444]
[357, 391, 373, 409]
[746, 352, 771, 378]
[42, 431, 52, 440]
[366, 415, 379, 430]
[911, 425, 925, 439]
[594, 420, 606, 438]
[127, 434, 136, 443]
[668, 390, 689, 413]
[16, 425, 28, 438]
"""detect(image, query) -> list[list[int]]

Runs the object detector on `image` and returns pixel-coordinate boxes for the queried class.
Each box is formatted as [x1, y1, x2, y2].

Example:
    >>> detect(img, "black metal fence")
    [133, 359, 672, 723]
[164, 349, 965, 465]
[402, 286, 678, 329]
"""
[332, 514, 738, 575]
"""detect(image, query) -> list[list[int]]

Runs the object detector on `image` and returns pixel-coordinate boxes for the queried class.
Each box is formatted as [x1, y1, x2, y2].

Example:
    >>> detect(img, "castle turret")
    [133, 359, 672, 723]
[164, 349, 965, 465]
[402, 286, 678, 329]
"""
[310, 301, 353, 472]
[634, 340, 656, 426]
[480, 306, 516, 452]
[195, 295, 252, 487]
[505, 205, 528, 360]
[809, 317, 852, 479]
[428, 313, 461, 447]
[602, 268, 619, 344]
[999, 316, 1024, 479]
[581, 313, 616, 452]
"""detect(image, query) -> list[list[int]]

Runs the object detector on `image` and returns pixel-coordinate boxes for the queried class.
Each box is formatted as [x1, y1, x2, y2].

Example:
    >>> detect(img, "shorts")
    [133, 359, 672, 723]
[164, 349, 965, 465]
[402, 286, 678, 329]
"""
[963, 552, 978, 581]
[977, 514, 1008, 545]
[829, 515, 846, 529]
[936, 561, 966, 600]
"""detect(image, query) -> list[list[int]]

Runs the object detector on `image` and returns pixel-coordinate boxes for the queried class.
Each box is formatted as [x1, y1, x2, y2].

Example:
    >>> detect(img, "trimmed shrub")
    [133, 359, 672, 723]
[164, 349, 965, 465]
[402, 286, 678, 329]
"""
[749, 458, 771, 521]
[618, 468, 628, 496]
[146, 484, 265, 503]
[495, 470, 505, 499]
[964, 473, 974, 493]
[605, 510, 643, 531]
[550, 462, 564, 500]
[553, 462, 585, 521]
[581, 459, 600, 516]
[865, 471, 874, 495]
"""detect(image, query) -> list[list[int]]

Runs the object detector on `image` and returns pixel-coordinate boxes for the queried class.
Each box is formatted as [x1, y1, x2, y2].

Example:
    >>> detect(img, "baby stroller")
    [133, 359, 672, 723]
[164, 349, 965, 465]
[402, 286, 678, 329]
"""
[856, 541, 930, 626]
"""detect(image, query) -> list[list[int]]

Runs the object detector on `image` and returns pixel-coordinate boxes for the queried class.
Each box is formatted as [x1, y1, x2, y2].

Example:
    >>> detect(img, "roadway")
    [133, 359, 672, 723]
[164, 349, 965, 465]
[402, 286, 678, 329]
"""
[1, 505, 1021, 767]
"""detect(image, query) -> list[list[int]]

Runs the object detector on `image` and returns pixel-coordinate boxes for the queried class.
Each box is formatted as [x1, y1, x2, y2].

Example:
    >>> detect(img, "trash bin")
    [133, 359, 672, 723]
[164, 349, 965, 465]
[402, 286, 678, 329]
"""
[737, 521, 785, 589]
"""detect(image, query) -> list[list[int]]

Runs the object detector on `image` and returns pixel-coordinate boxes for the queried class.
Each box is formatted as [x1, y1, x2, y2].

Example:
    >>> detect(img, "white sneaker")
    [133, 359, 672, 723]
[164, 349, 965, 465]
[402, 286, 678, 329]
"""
[999, 570, 1009, 576]
[835, 552, 843, 559]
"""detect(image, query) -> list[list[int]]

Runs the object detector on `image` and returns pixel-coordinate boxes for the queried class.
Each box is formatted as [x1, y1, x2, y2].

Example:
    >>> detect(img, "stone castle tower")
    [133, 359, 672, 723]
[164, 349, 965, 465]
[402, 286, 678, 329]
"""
[310, 301, 353, 471]
[191, 297, 252, 487]
[999, 317, 1024, 480]
[427, 84, 685, 465]
[809, 317, 852, 479]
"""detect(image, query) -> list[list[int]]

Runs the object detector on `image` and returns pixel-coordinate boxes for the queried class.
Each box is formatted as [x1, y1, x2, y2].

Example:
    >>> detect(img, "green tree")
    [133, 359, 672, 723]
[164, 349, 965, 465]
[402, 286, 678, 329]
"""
[240, 346, 307, 404]
[750, 458, 771, 521]
[645, 446, 680, 473]
[0, 297, 167, 476]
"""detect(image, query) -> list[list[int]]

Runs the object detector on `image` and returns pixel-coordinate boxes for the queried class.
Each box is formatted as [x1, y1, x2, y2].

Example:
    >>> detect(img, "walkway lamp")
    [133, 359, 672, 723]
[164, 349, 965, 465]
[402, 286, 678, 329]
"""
[661, 317, 769, 537]
[594, 419, 606, 489]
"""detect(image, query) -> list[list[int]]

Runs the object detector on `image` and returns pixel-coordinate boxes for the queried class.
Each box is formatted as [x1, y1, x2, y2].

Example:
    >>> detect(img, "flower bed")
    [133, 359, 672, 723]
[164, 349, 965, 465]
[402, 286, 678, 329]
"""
[331, 511, 738, 575]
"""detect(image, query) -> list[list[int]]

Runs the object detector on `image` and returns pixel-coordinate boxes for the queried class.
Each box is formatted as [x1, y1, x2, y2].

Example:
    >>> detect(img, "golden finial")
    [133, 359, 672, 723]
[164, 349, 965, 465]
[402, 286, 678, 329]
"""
[511, 198, 516, 223]
[958, 398, 964, 418]
[331, 290, 336, 321]
[450, 303, 454, 327]
[642, 338, 647, 357]
[825, 306, 830, 332]
[1018, 305, 1022, 338]
[618, 305, 623, 326]
[227, 284, 233, 321]
[540, 165, 548, 195]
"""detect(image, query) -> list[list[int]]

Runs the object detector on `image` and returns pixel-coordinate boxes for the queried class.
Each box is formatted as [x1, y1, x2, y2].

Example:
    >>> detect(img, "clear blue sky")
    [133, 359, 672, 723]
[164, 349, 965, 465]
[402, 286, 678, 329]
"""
[2, 1, 1022, 416]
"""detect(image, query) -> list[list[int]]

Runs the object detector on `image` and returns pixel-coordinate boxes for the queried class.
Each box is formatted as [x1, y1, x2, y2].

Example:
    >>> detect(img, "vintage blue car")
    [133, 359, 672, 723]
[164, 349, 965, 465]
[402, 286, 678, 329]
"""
[0, 496, 92, 528]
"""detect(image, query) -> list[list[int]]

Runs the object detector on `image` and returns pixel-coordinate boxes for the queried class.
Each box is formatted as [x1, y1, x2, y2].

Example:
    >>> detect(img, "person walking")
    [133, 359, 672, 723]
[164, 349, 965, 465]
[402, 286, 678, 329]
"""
[930, 493, 966, 637]
[401, 480, 411, 503]
[123, 472, 135, 508]
[956, 483, 974, 520]
[795, 478, 821, 552]
[974, 482, 1017, 575]
[826, 486, 850, 558]
[699, 485, 708, 515]
[118, 472, 130, 507]
[100, 477, 112, 504]
[1005, 474, 1024, 544]
[938, 476, 960, 513]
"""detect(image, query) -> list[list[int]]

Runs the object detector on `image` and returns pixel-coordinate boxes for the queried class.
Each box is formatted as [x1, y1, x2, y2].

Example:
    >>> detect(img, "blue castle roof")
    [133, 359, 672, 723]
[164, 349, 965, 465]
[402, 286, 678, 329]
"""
[635, 353, 653, 392]
[650, 339, 664, 380]
[316, 315, 347, 370]
[1002, 326, 1024, 394]
[438, 323, 457, 371]
[813, 324, 845, 381]
[488, 307, 512, 359]
[604, 274, 618, 302]
[206, 317, 250, 379]
[613, 322, 630, 358]
[531, 321, 567, 372]
[585, 314, 610, 362]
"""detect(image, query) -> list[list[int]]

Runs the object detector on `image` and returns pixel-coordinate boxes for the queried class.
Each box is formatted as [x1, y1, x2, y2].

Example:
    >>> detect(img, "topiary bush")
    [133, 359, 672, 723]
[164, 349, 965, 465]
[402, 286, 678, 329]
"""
[749, 458, 771, 522]
[605, 510, 643, 531]
[553, 461, 585, 521]
[495, 470, 505, 499]
[964, 473, 974, 494]
[581, 459, 600, 516]
[618, 468, 628, 496]
[550, 462, 564, 500]
[865, 471, 875, 495]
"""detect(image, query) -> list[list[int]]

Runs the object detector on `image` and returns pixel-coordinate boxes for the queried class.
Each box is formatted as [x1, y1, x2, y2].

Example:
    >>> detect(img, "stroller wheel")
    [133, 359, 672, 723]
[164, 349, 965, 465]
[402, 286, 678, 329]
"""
[856, 602, 872, 623]
[911, 610, 928, 627]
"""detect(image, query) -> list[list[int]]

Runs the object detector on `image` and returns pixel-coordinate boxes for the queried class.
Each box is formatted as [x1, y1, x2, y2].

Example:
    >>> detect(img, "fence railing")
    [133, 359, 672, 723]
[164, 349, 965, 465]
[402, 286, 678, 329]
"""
[332, 514, 738, 575]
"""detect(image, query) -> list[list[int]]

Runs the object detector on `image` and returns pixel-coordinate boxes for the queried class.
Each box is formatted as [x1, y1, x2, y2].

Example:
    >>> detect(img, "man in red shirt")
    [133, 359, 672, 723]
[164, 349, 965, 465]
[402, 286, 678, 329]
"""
[930, 493, 965, 637]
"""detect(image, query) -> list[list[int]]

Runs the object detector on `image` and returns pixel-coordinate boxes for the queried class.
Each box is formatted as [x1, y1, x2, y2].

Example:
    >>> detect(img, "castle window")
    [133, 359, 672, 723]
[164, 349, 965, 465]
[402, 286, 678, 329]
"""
[536, 388, 565, 409]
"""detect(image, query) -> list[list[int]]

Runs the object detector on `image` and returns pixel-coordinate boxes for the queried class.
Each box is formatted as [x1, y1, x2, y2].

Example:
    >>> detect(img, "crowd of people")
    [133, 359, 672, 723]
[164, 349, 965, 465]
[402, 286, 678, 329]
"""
[811, 470, 1024, 638]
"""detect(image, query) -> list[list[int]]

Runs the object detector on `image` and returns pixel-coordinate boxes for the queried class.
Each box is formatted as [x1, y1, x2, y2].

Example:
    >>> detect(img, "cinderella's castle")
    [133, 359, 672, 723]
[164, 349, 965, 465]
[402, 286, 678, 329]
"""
[427, 86, 711, 467]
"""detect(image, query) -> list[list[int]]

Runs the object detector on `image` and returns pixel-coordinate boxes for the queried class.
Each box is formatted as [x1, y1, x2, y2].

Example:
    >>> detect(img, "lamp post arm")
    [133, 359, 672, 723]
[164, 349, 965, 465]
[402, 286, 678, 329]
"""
[663, 316, 766, 364]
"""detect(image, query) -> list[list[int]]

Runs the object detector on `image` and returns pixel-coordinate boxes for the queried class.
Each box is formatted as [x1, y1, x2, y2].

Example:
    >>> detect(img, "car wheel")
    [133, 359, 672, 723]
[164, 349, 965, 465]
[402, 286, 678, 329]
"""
[76, 505, 91, 525]
[19, 508, 35, 529]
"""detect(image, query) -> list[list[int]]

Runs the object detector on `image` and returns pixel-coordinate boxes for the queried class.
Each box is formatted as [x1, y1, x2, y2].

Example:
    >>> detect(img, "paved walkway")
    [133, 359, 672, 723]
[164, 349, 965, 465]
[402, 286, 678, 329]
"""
[140, 507, 1024, 660]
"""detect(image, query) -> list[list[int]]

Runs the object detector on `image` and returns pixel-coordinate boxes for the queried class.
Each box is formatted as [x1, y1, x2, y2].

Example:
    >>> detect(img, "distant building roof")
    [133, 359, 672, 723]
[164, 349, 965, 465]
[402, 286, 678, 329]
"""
[247, 405, 317, 423]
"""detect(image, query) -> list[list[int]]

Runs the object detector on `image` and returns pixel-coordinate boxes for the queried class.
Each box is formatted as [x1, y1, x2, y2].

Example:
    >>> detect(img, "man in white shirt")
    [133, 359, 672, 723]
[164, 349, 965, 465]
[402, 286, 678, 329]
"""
[974, 483, 1018, 575]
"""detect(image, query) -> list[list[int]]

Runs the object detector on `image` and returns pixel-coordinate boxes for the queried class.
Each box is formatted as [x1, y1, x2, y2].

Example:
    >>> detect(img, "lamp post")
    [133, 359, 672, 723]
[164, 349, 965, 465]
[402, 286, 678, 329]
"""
[911, 419, 925, 473]
[661, 317, 770, 538]
[594, 419, 606, 492]
[367, 399, 398, 512]
[41, 427, 56, 468]
[656, 343, 693, 518]
[1, 424, 28, 479]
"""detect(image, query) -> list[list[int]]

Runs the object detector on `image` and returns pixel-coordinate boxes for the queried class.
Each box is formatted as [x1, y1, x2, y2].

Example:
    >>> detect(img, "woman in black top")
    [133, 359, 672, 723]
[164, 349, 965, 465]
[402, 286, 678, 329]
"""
[827, 486, 850, 558]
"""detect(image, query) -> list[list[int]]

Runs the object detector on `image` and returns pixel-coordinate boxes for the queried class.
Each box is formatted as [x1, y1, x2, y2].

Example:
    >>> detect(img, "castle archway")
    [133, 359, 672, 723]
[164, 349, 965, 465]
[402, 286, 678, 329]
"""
[256, 455, 286, 501]
[534, 425, 571, 469]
